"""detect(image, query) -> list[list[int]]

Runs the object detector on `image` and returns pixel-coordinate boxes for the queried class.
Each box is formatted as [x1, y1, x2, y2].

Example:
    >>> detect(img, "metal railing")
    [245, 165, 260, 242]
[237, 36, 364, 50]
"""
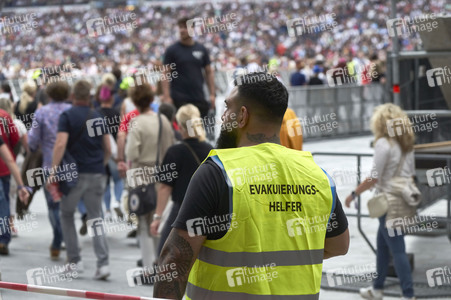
[311, 152, 451, 254]
[214, 71, 387, 138]
[289, 84, 386, 139]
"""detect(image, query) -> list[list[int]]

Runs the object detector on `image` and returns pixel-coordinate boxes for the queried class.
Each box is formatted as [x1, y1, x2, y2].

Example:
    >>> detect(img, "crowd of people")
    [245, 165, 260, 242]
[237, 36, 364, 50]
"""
[0, 0, 447, 83]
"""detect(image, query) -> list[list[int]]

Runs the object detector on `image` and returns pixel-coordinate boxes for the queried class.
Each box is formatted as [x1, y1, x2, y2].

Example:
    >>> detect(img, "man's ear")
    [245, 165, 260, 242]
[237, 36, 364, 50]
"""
[238, 106, 249, 128]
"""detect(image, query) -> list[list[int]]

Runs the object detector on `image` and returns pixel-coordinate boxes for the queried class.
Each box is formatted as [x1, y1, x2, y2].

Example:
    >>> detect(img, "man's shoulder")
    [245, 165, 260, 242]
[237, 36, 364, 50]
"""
[193, 41, 207, 50]
[166, 42, 181, 52]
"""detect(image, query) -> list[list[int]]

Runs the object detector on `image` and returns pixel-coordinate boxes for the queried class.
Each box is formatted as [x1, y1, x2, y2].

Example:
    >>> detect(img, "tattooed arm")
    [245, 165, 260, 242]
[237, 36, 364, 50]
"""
[154, 228, 206, 299]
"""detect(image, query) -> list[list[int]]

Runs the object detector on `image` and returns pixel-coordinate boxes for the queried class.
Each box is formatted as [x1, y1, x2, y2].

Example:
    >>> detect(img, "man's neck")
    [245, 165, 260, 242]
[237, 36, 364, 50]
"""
[73, 100, 89, 106]
[180, 38, 194, 46]
[238, 131, 281, 147]
[100, 103, 112, 108]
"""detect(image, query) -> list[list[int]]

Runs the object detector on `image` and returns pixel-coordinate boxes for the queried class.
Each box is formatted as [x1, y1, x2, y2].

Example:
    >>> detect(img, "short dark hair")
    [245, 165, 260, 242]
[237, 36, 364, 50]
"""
[234, 72, 288, 124]
[130, 83, 153, 111]
[73, 80, 91, 101]
[177, 17, 189, 27]
[112, 66, 122, 82]
[1, 83, 11, 94]
[159, 103, 176, 122]
[46, 81, 70, 102]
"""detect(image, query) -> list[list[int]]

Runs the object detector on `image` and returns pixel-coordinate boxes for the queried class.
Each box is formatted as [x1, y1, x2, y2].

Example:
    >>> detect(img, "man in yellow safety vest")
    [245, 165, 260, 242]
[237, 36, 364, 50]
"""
[154, 71, 350, 300]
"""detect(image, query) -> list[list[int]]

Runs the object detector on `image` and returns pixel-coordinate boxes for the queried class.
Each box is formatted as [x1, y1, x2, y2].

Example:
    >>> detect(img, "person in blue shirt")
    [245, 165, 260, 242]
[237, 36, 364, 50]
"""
[290, 59, 307, 86]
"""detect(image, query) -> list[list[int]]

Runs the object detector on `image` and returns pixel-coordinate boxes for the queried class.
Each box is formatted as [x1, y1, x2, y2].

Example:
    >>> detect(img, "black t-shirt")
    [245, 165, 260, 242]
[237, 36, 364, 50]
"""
[96, 107, 120, 140]
[160, 138, 213, 206]
[308, 77, 324, 85]
[173, 159, 348, 240]
[58, 106, 105, 174]
[163, 41, 211, 105]
[14, 99, 38, 129]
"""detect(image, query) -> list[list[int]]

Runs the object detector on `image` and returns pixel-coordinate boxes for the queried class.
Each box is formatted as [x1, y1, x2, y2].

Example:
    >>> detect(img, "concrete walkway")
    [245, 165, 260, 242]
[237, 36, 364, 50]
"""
[0, 135, 449, 299]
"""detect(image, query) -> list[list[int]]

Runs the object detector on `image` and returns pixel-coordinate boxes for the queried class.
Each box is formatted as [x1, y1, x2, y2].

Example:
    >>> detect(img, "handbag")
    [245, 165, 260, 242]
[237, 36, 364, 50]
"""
[367, 154, 405, 218]
[128, 114, 162, 216]
[367, 193, 389, 218]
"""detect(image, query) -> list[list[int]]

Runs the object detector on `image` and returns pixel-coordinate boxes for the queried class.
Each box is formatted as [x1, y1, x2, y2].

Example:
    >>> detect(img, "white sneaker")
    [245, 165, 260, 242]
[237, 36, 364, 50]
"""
[94, 265, 110, 280]
[360, 286, 383, 300]
[64, 261, 84, 277]
[105, 211, 112, 221]
[401, 297, 416, 300]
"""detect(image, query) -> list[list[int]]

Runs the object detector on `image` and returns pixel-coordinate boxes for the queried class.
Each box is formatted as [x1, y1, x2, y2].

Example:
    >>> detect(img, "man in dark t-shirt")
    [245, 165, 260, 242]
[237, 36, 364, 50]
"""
[161, 17, 216, 118]
[49, 80, 111, 280]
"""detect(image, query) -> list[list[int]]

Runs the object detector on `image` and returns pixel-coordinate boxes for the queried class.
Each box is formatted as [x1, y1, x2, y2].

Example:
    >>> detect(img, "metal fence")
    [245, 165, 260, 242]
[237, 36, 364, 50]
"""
[215, 70, 387, 139]
[6, 71, 387, 138]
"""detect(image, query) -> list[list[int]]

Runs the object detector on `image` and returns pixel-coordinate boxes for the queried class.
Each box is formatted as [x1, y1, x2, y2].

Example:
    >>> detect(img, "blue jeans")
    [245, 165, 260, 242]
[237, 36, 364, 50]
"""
[104, 159, 124, 211]
[0, 176, 10, 245]
[373, 214, 414, 298]
[43, 189, 63, 250]
[78, 199, 86, 217]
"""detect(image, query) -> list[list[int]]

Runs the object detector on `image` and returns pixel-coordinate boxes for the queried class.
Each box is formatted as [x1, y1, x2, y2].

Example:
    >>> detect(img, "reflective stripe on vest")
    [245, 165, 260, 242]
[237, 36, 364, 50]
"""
[187, 143, 334, 298]
[198, 247, 324, 267]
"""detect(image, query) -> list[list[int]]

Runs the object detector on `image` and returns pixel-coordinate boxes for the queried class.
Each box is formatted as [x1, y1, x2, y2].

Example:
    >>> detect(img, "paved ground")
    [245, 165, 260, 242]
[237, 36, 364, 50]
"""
[0, 135, 449, 299]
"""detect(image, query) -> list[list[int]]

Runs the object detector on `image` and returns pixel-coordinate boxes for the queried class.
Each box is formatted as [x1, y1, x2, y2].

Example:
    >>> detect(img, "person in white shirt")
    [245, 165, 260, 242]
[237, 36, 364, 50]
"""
[345, 103, 416, 300]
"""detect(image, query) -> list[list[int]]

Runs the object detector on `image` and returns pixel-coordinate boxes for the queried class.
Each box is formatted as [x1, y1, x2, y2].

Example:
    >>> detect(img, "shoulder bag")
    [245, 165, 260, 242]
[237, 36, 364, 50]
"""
[182, 141, 201, 165]
[367, 154, 405, 218]
[128, 113, 162, 216]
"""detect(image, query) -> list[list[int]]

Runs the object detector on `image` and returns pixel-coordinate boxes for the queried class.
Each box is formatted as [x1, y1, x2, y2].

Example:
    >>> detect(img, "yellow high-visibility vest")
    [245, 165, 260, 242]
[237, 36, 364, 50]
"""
[186, 143, 336, 300]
